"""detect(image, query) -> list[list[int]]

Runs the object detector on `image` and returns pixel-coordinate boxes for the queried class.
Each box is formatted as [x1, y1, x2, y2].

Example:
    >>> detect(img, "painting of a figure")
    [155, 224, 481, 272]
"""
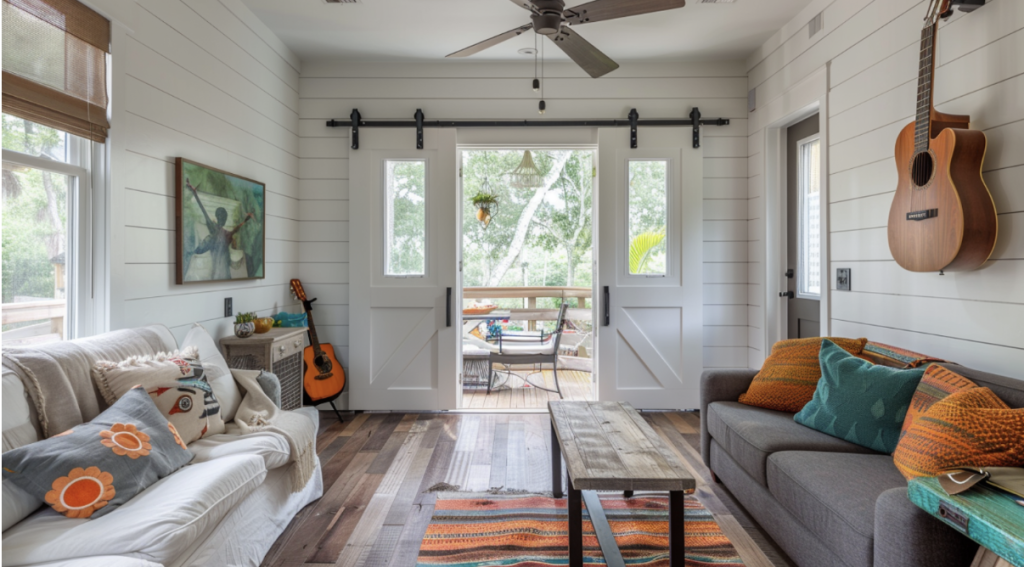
[175, 158, 265, 284]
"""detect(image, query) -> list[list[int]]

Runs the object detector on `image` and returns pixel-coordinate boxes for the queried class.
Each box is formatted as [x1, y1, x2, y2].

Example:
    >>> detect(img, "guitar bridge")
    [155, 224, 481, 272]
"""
[907, 209, 938, 221]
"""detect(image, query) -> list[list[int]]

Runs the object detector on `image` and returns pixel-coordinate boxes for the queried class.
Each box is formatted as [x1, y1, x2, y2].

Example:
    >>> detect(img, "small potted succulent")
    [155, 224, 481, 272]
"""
[471, 192, 499, 228]
[234, 312, 258, 338]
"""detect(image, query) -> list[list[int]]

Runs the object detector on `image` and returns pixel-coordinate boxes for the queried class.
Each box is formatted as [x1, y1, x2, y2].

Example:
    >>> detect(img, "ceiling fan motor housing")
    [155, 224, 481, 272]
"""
[531, 0, 565, 35]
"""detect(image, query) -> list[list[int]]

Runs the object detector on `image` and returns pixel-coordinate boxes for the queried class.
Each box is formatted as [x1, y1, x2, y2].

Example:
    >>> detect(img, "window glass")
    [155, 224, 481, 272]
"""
[2, 113, 68, 161]
[385, 159, 426, 276]
[798, 137, 821, 298]
[2, 163, 71, 342]
[627, 160, 668, 275]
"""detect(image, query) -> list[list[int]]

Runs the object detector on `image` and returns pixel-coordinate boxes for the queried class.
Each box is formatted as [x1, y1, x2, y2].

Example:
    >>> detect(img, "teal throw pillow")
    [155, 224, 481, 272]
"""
[794, 339, 925, 454]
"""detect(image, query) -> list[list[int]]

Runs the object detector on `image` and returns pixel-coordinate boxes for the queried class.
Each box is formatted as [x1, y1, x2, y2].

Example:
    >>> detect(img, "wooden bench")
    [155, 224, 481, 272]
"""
[548, 401, 695, 567]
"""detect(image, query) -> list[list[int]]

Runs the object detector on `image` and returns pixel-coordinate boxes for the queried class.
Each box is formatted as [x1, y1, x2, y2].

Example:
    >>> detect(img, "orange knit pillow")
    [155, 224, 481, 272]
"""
[737, 337, 868, 413]
[900, 365, 979, 438]
[894, 387, 1024, 480]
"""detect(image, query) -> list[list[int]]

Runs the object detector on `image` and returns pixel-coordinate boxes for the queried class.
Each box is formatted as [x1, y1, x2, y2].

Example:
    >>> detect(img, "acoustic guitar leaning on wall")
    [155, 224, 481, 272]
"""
[887, 0, 997, 273]
[289, 279, 346, 403]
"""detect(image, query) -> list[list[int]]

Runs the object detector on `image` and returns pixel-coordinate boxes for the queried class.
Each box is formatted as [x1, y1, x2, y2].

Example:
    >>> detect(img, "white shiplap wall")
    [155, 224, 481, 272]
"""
[746, 0, 1024, 376]
[297, 60, 751, 376]
[99, 0, 302, 345]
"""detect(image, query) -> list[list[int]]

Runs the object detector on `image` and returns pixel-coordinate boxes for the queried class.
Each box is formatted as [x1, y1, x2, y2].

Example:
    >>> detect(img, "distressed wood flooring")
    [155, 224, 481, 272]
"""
[261, 411, 796, 567]
[462, 369, 595, 409]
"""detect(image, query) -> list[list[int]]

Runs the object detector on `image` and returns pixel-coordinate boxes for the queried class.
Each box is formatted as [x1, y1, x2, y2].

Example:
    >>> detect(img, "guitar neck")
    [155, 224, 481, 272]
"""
[303, 302, 322, 351]
[913, 22, 938, 152]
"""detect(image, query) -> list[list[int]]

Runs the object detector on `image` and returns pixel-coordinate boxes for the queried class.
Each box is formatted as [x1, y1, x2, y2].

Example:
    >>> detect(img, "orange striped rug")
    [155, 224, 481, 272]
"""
[417, 494, 743, 566]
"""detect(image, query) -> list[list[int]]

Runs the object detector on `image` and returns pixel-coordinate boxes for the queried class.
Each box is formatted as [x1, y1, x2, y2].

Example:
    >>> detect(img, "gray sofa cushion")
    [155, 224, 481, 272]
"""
[706, 401, 877, 486]
[767, 452, 907, 567]
[938, 363, 1024, 409]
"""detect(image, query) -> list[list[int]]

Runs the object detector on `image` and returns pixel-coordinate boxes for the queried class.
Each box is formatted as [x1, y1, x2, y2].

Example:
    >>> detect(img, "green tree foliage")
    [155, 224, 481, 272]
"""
[386, 160, 427, 275]
[627, 161, 668, 274]
[533, 151, 593, 286]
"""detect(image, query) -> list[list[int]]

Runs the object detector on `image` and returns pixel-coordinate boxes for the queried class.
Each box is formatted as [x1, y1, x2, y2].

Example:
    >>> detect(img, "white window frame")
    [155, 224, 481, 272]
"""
[796, 133, 821, 300]
[2, 133, 107, 339]
[382, 158, 428, 278]
[625, 158, 671, 278]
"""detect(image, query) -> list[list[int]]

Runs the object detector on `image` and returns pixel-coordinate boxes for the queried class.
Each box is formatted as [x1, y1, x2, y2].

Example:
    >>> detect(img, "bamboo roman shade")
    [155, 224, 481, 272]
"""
[2, 0, 110, 142]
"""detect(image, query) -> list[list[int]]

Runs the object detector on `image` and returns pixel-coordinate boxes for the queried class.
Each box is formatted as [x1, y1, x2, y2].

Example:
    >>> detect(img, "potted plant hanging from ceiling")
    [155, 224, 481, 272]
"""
[472, 177, 499, 228]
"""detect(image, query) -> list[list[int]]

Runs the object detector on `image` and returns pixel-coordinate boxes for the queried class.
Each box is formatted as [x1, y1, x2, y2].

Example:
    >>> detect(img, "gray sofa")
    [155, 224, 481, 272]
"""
[700, 362, 1024, 567]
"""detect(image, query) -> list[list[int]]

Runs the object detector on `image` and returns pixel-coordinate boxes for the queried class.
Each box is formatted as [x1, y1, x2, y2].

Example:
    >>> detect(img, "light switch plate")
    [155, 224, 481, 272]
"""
[837, 268, 851, 291]
[225, 298, 233, 317]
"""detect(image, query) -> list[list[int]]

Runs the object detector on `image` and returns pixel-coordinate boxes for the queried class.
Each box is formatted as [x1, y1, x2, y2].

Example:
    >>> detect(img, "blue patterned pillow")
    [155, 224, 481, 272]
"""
[1, 387, 193, 519]
[794, 340, 925, 454]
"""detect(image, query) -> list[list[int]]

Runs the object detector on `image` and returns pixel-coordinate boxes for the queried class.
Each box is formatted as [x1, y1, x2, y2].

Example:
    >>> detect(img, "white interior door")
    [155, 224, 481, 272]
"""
[350, 129, 459, 410]
[596, 128, 703, 409]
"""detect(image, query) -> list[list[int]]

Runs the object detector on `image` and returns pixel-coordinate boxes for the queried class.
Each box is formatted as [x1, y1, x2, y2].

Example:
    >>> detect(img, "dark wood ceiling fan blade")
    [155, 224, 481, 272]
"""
[563, 0, 686, 25]
[509, 0, 537, 12]
[446, 24, 534, 58]
[548, 28, 619, 78]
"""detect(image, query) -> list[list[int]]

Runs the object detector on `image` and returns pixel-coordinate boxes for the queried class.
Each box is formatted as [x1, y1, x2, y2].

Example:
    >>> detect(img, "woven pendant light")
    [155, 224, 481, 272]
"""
[510, 150, 544, 189]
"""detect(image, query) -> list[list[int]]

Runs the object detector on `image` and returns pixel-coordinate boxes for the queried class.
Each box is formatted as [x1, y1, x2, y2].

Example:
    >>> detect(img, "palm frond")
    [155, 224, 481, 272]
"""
[629, 229, 666, 274]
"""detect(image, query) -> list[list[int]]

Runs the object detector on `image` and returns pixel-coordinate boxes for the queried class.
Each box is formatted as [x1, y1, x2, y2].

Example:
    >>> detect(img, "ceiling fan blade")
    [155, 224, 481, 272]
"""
[548, 27, 619, 78]
[509, 0, 537, 12]
[563, 0, 686, 25]
[446, 24, 534, 58]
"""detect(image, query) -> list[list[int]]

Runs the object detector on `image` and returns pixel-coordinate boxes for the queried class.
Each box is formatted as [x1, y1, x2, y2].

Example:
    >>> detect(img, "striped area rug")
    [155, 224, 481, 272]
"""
[417, 493, 744, 566]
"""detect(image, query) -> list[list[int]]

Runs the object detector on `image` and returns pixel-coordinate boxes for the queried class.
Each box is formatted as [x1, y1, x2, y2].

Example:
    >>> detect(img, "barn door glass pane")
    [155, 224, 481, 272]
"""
[627, 160, 668, 276]
[385, 159, 427, 276]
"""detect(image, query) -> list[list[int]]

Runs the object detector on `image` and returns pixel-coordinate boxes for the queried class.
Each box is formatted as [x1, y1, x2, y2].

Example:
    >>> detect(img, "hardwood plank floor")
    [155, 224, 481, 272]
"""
[263, 411, 796, 567]
[462, 369, 594, 410]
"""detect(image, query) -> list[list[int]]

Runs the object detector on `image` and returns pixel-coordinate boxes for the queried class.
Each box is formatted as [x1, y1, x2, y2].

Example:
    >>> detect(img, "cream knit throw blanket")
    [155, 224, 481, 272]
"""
[229, 369, 316, 493]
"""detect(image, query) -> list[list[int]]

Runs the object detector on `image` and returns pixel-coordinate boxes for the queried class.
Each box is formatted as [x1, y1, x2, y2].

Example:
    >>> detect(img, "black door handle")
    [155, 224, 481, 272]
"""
[446, 287, 452, 327]
[779, 291, 794, 299]
[603, 286, 610, 327]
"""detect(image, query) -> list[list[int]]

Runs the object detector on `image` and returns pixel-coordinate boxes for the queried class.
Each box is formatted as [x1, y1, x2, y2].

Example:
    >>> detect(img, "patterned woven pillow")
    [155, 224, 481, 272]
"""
[861, 341, 945, 368]
[894, 387, 1024, 480]
[900, 365, 979, 439]
[738, 337, 868, 413]
[1, 387, 192, 519]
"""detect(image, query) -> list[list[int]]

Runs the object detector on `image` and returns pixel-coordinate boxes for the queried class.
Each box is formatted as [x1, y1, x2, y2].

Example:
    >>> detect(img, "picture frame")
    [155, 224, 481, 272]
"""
[175, 158, 266, 284]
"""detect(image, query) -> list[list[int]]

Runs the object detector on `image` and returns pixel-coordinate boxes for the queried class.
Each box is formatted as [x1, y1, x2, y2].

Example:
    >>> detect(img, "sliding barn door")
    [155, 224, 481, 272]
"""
[350, 129, 459, 410]
[596, 128, 703, 409]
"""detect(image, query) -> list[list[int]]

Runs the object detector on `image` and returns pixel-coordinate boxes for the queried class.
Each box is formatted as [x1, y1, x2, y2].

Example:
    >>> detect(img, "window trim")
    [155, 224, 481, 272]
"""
[795, 133, 821, 301]
[625, 158, 671, 278]
[382, 157, 429, 278]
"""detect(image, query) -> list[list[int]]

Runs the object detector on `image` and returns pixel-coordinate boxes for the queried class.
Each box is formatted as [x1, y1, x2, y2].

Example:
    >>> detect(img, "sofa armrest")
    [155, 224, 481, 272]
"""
[874, 487, 978, 567]
[700, 369, 757, 467]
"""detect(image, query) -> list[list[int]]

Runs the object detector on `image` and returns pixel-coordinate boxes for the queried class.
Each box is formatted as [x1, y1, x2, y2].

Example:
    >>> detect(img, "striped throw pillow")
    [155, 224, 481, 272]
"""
[900, 365, 978, 439]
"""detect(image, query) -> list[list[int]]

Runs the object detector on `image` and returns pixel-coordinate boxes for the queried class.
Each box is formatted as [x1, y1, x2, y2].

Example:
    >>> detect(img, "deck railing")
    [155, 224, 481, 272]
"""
[1, 299, 66, 341]
[463, 286, 592, 329]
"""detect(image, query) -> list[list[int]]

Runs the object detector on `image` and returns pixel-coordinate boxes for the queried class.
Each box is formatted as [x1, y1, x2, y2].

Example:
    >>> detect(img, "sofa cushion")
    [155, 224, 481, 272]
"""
[767, 451, 908, 567]
[182, 323, 240, 422]
[707, 401, 877, 486]
[1, 454, 266, 566]
[188, 431, 293, 470]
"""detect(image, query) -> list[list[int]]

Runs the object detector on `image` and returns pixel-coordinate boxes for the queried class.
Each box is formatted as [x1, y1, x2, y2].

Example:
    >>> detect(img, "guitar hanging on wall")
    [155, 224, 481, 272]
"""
[887, 0, 997, 273]
[289, 279, 346, 405]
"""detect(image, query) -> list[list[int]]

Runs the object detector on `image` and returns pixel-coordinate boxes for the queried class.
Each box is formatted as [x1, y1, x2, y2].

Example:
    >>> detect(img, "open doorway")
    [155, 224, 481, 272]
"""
[458, 148, 596, 409]
[785, 114, 821, 339]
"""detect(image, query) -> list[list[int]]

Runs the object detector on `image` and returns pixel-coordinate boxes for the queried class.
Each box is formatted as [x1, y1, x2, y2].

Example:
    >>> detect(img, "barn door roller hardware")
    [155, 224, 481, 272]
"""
[327, 108, 730, 150]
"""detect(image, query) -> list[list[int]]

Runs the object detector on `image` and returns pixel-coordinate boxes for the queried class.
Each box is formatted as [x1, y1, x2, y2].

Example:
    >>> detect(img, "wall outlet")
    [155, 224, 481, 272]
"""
[225, 298, 233, 317]
[836, 268, 851, 291]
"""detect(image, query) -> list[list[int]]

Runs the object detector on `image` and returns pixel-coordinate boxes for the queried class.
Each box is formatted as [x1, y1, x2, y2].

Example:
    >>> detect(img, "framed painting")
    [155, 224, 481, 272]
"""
[175, 158, 266, 284]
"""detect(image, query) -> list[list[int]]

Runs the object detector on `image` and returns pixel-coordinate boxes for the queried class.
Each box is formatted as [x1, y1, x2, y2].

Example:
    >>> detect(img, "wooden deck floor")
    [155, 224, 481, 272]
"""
[462, 369, 595, 409]
[262, 411, 795, 567]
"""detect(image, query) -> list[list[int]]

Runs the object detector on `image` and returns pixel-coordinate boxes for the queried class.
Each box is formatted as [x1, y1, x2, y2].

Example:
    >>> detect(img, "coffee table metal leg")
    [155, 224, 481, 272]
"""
[669, 491, 685, 566]
[551, 421, 563, 499]
[568, 478, 583, 567]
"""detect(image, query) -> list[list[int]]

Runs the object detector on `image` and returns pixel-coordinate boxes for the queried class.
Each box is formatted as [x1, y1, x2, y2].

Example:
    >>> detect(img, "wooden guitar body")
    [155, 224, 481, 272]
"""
[888, 120, 997, 272]
[302, 343, 345, 402]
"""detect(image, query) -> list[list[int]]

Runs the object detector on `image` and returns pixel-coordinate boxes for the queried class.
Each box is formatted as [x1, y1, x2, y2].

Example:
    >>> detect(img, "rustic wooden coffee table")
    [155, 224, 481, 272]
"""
[549, 401, 695, 567]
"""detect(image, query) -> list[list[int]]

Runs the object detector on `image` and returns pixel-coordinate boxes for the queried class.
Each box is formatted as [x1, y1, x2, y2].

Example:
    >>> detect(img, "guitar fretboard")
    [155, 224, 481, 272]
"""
[914, 23, 937, 153]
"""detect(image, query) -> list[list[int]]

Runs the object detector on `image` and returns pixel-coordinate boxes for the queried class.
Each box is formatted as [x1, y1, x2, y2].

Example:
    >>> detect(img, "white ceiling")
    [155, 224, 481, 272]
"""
[240, 0, 814, 64]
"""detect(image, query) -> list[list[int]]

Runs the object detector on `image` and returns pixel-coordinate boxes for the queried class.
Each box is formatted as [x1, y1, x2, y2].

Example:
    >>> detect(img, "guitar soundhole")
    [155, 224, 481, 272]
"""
[911, 151, 934, 187]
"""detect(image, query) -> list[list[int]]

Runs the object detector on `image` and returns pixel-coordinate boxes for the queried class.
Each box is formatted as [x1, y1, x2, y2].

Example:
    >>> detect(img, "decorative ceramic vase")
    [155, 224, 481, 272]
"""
[253, 317, 274, 334]
[234, 322, 255, 338]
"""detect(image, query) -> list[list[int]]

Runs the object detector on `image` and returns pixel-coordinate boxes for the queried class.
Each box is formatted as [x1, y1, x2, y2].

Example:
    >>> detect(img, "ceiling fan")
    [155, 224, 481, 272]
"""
[446, 0, 688, 79]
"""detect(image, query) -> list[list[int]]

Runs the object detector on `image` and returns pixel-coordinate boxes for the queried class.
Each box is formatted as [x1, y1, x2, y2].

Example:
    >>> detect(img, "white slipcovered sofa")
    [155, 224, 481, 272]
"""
[1, 325, 323, 567]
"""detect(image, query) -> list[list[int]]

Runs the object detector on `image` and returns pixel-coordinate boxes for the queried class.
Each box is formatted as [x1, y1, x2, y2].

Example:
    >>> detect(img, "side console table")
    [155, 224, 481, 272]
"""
[908, 476, 1024, 567]
[220, 327, 307, 410]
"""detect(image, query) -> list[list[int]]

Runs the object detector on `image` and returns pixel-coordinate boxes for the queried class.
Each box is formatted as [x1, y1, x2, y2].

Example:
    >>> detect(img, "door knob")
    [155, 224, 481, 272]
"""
[779, 291, 794, 299]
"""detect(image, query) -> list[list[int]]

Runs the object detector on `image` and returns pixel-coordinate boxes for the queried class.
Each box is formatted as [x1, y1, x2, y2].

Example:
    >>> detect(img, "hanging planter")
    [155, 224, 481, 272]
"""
[471, 192, 499, 228]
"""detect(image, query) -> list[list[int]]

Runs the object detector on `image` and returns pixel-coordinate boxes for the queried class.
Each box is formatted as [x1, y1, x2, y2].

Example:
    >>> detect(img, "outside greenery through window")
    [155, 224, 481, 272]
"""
[797, 136, 821, 298]
[628, 160, 668, 275]
[2, 114, 75, 343]
[385, 159, 427, 276]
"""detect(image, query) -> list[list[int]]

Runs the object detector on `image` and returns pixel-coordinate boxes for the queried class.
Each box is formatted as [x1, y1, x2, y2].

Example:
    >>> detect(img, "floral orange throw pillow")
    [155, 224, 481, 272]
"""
[1, 387, 192, 519]
[894, 387, 1024, 480]
[738, 337, 868, 413]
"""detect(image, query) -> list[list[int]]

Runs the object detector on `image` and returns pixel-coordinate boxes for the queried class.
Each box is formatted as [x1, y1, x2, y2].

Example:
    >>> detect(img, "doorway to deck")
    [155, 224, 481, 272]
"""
[458, 148, 597, 409]
[785, 114, 821, 339]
